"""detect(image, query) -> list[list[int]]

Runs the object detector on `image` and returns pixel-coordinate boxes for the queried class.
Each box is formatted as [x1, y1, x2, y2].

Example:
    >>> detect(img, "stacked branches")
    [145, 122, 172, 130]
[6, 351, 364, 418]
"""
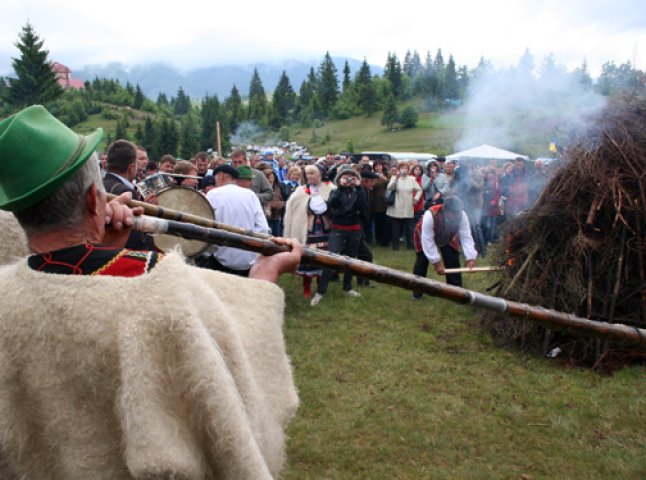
[482, 99, 646, 364]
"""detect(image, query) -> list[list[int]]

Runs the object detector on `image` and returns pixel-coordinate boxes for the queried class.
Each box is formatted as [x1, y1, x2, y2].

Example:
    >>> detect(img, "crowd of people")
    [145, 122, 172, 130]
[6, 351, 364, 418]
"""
[99, 142, 553, 302]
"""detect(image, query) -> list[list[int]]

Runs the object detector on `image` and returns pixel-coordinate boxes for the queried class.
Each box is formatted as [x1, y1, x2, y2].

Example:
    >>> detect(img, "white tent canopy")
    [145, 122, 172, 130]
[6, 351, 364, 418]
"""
[446, 144, 529, 162]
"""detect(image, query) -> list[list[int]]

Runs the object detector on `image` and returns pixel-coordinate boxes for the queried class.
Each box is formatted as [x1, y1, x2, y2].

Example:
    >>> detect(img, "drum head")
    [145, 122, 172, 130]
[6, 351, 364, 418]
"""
[154, 187, 214, 257]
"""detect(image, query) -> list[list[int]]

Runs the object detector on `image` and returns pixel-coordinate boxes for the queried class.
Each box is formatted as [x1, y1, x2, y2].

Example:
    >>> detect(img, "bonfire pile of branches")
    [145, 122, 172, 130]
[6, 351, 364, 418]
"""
[482, 99, 645, 365]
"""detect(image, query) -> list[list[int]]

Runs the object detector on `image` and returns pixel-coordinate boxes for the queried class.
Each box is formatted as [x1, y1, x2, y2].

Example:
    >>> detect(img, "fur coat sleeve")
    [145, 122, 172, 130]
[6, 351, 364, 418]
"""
[0, 255, 298, 479]
[0, 210, 28, 264]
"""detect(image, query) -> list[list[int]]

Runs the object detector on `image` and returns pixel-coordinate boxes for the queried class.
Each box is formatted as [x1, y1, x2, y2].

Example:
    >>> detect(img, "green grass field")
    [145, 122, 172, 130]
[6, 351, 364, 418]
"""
[278, 246, 646, 479]
[289, 108, 466, 157]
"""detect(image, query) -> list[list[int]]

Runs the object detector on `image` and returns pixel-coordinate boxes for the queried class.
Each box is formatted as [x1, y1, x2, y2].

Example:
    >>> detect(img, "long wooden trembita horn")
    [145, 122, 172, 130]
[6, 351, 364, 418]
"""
[132, 215, 646, 349]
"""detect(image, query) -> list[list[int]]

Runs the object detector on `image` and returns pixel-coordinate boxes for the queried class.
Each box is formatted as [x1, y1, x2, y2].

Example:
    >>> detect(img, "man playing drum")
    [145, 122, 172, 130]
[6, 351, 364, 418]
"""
[0, 105, 302, 479]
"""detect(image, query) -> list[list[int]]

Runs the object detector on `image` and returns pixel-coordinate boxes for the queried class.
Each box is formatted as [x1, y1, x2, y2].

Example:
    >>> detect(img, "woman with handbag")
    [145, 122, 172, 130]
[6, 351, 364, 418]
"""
[385, 161, 422, 251]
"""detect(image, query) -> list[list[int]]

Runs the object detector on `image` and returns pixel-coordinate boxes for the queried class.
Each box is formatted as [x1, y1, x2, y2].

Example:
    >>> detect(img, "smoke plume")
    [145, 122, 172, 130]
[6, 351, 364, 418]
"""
[456, 61, 607, 157]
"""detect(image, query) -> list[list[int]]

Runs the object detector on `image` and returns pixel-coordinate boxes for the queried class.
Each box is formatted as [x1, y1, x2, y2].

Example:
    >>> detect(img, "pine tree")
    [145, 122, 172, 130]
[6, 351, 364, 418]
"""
[179, 114, 199, 159]
[115, 118, 128, 140]
[269, 71, 296, 129]
[434, 49, 445, 71]
[574, 58, 592, 87]
[133, 84, 145, 109]
[409, 50, 422, 78]
[317, 52, 339, 117]
[517, 48, 535, 77]
[156, 92, 169, 107]
[200, 94, 220, 150]
[443, 55, 459, 99]
[173, 87, 191, 115]
[223, 85, 243, 133]
[143, 116, 155, 153]
[381, 93, 398, 130]
[247, 68, 268, 124]
[384, 53, 403, 99]
[354, 59, 377, 116]
[4, 23, 63, 107]
[155, 117, 178, 158]
[134, 123, 144, 145]
[342, 61, 351, 92]
[403, 50, 412, 76]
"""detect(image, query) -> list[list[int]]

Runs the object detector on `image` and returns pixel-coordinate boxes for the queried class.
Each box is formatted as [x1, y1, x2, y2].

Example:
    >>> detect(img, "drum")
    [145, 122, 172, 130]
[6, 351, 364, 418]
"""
[154, 187, 214, 258]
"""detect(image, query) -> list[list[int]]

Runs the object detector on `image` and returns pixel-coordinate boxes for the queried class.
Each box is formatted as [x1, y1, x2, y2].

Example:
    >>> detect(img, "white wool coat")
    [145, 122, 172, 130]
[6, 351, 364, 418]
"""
[0, 254, 299, 479]
[282, 182, 334, 244]
[0, 210, 28, 263]
[385, 175, 422, 219]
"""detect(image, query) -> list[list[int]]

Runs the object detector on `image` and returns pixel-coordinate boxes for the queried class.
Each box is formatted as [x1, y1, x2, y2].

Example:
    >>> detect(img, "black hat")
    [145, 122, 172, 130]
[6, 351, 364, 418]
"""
[443, 196, 464, 211]
[213, 164, 240, 179]
[202, 174, 215, 187]
[360, 170, 379, 179]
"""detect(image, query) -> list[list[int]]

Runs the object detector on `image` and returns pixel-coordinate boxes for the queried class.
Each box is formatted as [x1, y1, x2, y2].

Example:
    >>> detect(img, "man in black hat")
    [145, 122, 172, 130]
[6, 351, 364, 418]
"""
[412, 195, 477, 294]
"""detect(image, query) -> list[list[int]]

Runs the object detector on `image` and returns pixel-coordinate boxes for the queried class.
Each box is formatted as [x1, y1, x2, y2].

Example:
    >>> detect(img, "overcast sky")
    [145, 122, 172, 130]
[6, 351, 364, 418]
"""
[1, 0, 644, 77]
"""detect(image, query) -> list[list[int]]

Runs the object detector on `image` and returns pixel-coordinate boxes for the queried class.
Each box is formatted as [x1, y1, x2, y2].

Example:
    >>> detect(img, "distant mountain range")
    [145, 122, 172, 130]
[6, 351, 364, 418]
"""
[74, 57, 384, 101]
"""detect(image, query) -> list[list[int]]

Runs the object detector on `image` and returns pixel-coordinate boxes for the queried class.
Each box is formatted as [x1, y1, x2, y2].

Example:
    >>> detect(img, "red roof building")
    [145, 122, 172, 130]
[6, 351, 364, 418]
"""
[51, 61, 84, 90]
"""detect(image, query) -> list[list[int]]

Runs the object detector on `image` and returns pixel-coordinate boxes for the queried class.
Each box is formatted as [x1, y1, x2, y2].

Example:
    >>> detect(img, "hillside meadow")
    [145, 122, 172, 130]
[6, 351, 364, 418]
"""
[279, 247, 645, 479]
[75, 99, 555, 159]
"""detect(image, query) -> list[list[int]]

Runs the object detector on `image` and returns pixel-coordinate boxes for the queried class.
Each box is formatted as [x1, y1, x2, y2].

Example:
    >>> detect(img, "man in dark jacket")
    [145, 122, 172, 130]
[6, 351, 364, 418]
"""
[311, 166, 368, 306]
[103, 140, 155, 250]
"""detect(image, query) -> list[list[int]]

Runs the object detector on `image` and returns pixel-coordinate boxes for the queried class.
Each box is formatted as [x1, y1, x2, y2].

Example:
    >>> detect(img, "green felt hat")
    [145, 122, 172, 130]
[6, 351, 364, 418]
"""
[236, 164, 255, 179]
[0, 105, 103, 212]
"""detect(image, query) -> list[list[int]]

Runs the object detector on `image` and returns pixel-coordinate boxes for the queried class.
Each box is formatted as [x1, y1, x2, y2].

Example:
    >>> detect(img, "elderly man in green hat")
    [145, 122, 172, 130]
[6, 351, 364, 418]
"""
[0, 106, 302, 478]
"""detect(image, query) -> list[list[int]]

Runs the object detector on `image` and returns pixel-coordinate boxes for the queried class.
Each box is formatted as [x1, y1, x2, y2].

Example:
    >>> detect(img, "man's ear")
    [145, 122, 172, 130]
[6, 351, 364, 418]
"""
[85, 183, 99, 216]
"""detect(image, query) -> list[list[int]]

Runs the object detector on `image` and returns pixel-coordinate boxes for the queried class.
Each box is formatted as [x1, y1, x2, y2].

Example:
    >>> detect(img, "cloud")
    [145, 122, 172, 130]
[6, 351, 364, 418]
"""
[0, 0, 644, 77]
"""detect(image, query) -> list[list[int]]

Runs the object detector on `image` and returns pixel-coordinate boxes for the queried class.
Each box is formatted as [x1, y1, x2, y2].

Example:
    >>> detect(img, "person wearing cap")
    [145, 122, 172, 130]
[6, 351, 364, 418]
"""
[0, 105, 301, 478]
[200, 174, 216, 194]
[205, 164, 271, 276]
[231, 149, 274, 209]
[310, 165, 368, 306]
[236, 164, 256, 189]
[412, 195, 477, 294]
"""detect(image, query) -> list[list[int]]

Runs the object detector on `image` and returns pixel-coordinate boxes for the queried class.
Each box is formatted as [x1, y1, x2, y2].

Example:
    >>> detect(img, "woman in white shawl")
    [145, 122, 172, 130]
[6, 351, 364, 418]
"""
[385, 161, 422, 250]
[283, 164, 335, 298]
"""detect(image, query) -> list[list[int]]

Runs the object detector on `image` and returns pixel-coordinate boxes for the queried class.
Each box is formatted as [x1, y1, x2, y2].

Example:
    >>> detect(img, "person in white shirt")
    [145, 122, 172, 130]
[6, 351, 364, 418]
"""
[412, 196, 477, 296]
[205, 165, 271, 276]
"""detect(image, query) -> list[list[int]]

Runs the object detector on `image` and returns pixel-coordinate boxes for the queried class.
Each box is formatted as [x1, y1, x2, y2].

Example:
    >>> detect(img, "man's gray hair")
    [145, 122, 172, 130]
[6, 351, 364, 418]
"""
[14, 153, 105, 236]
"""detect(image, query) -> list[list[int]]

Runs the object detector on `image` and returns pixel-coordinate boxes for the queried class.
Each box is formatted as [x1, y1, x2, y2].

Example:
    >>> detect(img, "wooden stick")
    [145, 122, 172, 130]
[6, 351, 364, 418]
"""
[131, 215, 646, 349]
[443, 267, 503, 274]
[216, 121, 222, 158]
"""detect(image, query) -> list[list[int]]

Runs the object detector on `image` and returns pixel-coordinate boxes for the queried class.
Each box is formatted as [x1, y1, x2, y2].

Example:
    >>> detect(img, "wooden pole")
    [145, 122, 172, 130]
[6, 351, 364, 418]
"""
[216, 121, 222, 158]
[443, 267, 503, 274]
[132, 215, 646, 349]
